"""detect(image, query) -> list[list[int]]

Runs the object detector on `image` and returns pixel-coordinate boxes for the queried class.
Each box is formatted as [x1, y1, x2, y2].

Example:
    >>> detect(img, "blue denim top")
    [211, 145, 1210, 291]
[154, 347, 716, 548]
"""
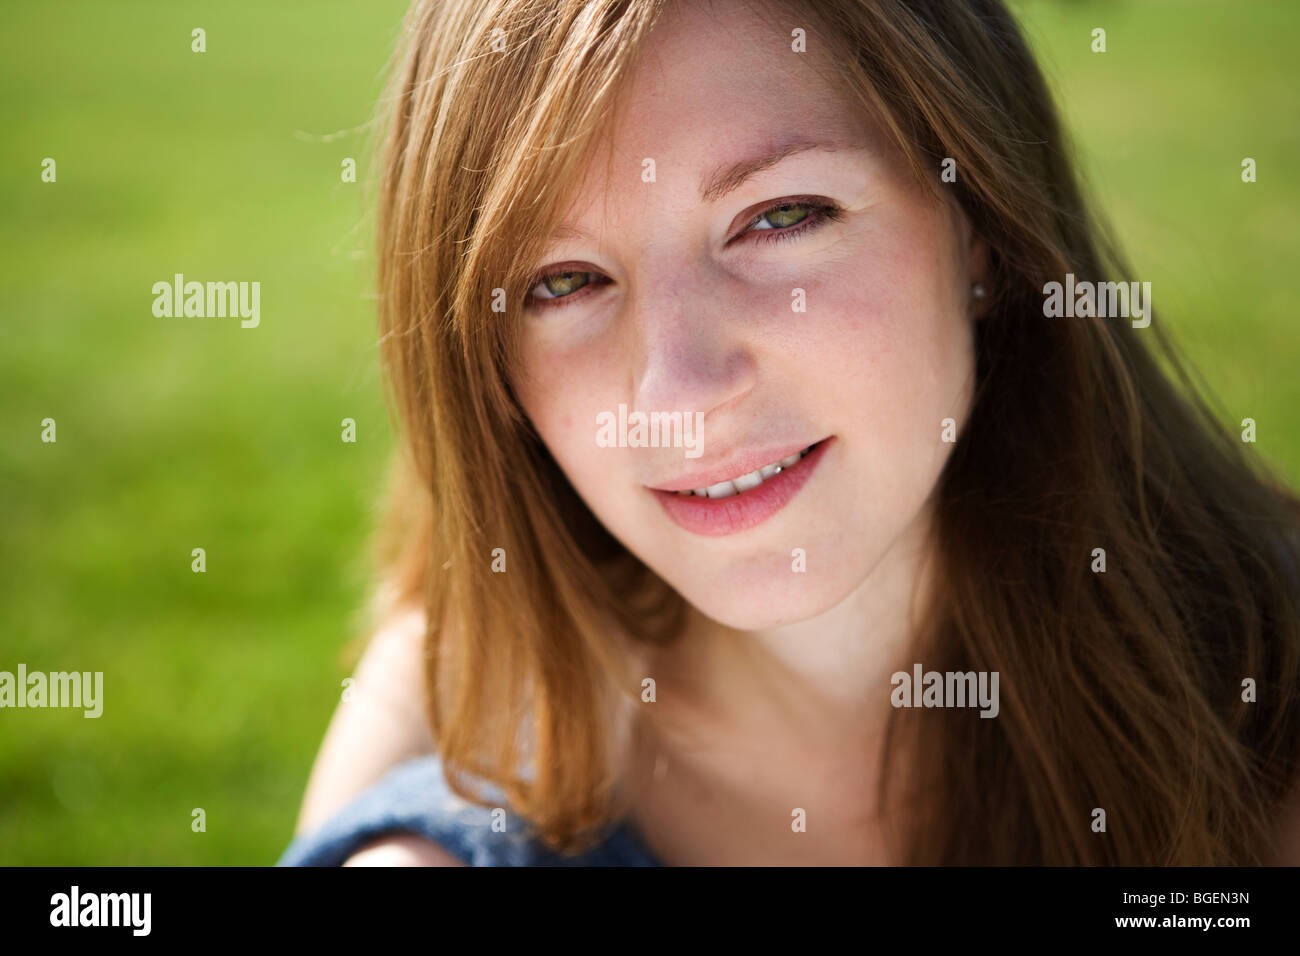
[276, 754, 662, 866]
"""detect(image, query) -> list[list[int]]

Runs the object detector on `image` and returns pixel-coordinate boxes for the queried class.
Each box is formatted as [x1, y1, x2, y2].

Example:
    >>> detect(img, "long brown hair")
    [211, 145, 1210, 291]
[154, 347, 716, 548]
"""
[366, 0, 1300, 863]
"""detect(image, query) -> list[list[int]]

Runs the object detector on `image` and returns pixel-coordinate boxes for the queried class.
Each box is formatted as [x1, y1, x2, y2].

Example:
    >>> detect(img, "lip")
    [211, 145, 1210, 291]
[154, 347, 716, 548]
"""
[648, 439, 827, 493]
[650, 437, 833, 537]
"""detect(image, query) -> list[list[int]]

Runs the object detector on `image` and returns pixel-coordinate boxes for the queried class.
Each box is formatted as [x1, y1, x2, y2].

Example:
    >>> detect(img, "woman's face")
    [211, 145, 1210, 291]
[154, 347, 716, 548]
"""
[512, 0, 982, 630]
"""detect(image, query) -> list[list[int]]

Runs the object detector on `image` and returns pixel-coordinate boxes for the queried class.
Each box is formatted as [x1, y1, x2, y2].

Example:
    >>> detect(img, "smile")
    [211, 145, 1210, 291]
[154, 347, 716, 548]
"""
[649, 437, 833, 537]
[673, 445, 816, 498]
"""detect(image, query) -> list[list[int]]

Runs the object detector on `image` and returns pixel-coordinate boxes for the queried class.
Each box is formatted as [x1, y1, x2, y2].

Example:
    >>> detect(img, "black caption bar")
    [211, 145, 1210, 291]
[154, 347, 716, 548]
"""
[0, 865, 1287, 943]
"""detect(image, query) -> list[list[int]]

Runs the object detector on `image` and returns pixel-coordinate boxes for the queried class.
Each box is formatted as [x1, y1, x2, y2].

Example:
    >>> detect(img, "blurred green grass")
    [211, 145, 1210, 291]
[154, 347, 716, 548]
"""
[0, 0, 409, 864]
[0, 0, 1296, 864]
[1011, 0, 1300, 459]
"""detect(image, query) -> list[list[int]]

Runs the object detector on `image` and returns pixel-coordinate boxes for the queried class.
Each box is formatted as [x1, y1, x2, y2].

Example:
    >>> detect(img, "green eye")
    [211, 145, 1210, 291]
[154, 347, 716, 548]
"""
[525, 268, 607, 311]
[535, 270, 590, 299]
[753, 202, 812, 230]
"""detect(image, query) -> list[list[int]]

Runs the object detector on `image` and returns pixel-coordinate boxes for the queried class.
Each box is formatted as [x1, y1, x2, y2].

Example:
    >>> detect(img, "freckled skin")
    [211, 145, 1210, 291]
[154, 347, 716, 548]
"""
[511, 0, 982, 631]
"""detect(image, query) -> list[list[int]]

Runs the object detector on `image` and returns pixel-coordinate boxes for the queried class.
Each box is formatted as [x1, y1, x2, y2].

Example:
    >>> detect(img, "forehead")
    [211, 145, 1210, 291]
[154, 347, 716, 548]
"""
[568, 0, 883, 202]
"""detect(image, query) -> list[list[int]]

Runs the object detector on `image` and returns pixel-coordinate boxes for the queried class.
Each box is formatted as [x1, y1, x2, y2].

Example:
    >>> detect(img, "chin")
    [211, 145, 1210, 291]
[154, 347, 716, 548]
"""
[664, 556, 868, 632]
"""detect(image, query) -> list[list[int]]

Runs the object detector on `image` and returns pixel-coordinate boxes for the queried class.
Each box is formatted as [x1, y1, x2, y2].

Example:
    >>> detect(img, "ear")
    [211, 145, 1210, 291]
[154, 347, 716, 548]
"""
[947, 195, 992, 320]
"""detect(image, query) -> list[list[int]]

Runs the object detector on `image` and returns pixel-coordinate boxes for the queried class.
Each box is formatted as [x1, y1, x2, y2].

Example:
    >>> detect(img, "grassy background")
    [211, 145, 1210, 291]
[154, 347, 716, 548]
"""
[1, 0, 1296, 864]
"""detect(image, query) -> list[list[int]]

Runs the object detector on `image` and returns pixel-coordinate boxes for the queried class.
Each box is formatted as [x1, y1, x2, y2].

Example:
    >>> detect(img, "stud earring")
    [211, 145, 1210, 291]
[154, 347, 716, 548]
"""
[971, 282, 987, 300]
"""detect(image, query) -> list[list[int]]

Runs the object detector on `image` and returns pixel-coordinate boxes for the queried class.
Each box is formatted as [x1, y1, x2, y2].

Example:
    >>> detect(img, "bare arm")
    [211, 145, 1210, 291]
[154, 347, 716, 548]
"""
[294, 606, 437, 835]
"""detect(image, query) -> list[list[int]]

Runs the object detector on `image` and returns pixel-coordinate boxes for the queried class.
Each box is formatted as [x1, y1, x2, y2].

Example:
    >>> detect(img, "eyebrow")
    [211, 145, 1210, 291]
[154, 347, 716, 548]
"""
[699, 139, 855, 203]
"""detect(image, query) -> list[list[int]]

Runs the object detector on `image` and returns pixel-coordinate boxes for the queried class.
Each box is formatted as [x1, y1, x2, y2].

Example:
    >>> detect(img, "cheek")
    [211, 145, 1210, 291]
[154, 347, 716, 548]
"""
[776, 213, 971, 421]
[514, 331, 622, 490]
[775, 204, 973, 506]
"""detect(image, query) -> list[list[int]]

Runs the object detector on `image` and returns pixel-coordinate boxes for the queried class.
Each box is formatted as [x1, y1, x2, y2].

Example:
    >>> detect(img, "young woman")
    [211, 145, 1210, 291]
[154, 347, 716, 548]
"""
[278, 0, 1300, 866]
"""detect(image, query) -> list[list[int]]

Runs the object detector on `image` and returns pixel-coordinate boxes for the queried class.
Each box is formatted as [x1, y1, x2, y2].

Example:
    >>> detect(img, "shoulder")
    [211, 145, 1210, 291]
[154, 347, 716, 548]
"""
[293, 606, 433, 835]
[277, 753, 658, 867]
[279, 754, 507, 866]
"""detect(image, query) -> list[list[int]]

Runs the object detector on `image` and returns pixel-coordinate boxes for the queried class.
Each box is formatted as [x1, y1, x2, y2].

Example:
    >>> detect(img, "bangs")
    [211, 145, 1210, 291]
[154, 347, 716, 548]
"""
[445, 0, 668, 382]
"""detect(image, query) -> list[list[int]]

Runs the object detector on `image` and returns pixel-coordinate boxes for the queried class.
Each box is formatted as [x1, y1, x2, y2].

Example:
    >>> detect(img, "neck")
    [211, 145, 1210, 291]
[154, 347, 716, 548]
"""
[621, 508, 941, 865]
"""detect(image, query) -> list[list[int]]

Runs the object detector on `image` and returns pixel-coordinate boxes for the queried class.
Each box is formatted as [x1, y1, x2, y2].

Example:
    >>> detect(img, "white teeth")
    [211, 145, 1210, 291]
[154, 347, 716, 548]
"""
[675, 443, 820, 497]
[705, 480, 738, 498]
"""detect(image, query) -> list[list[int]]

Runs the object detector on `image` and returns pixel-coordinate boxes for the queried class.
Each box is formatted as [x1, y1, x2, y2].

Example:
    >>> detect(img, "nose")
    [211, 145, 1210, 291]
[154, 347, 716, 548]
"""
[628, 262, 757, 420]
